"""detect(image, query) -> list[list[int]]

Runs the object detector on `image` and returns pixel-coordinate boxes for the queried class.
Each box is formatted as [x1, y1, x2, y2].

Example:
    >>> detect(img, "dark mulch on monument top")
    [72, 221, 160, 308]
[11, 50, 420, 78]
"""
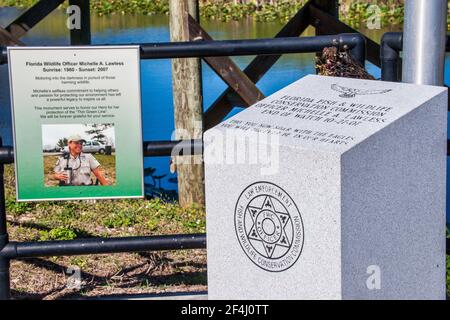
[316, 47, 375, 80]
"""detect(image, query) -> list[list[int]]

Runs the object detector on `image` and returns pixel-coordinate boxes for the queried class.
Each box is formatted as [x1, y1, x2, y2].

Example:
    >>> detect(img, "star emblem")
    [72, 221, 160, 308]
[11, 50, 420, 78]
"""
[246, 195, 292, 259]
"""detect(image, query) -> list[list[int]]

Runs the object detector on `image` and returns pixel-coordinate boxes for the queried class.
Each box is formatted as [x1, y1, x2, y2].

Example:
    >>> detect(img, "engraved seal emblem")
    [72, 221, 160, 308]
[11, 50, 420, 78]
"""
[234, 182, 304, 272]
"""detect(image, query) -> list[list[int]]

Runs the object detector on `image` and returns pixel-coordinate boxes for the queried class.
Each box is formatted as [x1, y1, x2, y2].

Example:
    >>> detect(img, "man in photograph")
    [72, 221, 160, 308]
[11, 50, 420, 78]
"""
[53, 135, 110, 186]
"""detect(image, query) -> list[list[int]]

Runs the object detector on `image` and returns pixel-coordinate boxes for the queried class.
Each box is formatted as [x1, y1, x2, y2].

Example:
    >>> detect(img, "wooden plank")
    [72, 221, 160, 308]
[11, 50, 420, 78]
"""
[169, 0, 205, 207]
[312, 0, 339, 21]
[0, 27, 25, 46]
[5, 0, 65, 39]
[188, 15, 264, 107]
[309, 4, 381, 67]
[204, 0, 313, 129]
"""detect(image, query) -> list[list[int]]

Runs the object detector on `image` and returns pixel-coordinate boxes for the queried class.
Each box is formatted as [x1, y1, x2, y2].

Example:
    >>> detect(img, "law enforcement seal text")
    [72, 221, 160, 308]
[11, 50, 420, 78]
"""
[234, 181, 304, 272]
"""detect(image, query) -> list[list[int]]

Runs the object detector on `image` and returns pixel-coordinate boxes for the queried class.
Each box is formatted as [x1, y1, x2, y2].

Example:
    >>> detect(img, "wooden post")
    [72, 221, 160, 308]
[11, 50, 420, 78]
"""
[169, 0, 205, 207]
[69, 0, 91, 45]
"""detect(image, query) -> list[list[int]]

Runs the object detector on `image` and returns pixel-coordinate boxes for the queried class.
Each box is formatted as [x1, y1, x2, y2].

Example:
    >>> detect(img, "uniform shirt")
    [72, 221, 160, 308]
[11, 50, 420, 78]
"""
[54, 152, 100, 186]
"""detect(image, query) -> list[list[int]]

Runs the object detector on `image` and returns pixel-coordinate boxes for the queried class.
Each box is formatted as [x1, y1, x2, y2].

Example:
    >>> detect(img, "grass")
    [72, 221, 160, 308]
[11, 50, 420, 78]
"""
[5, 161, 205, 239]
[2, 164, 207, 299]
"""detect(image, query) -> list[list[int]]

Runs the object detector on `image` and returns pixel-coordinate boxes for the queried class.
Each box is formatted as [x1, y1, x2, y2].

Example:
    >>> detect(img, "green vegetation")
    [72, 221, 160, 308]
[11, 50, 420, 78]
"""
[0, 0, 414, 25]
[39, 226, 79, 241]
[3, 163, 206, 242]
[447, 255, 450, 296]
[340, 0, 405, 28]
[6, 198, 32, 216]
[200, 0, 308, 23]
[103, 209, 138, 228]
[447, 227, 450, 296]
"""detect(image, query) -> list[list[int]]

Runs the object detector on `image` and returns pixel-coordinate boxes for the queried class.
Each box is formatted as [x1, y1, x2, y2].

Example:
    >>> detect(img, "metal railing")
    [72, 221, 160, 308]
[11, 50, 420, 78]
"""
[381, 32, 450, 82]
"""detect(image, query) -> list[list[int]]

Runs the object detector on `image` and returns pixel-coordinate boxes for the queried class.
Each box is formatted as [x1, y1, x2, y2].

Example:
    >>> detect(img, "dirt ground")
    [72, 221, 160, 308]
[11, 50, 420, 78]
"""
[10, 250, 207, 300]
[3, 164, 207, 300]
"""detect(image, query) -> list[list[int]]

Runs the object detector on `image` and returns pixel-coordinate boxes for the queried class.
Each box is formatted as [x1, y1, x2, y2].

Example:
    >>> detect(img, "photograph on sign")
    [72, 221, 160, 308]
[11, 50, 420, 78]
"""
[42, 124, 116, 187]
[8, 46, 143, 201]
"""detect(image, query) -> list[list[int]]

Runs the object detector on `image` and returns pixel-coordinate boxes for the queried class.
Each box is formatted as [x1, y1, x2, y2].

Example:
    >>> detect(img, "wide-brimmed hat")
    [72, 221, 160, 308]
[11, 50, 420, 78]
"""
[67, 135, 86, 143]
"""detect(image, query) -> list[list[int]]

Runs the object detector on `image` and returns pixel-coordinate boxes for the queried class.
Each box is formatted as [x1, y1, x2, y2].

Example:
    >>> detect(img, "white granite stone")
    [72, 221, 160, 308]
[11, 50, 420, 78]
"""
[204, 75, 447, 300]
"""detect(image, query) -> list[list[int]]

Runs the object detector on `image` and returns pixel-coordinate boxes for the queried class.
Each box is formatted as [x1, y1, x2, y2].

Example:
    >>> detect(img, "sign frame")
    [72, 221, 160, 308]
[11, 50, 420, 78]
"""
[8, 46, 144, 201]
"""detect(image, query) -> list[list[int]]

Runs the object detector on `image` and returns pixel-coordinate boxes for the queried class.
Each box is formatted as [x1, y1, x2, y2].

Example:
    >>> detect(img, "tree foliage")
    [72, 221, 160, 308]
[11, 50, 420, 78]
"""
[56, 137, 68, 149]
[84, 124, 113, 144]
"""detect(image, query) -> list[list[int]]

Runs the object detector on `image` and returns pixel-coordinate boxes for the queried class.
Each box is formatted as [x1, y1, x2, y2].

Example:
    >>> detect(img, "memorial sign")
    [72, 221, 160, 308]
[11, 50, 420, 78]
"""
[204, 75, 447, 299]
[8, 46, 144, 201]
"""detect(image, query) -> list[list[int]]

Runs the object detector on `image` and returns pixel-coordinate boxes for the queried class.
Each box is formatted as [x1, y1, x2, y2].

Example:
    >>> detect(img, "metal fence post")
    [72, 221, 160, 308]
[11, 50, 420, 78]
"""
[0, 257, 10, 300]
[381, 32, 403, 82]
[0, 138, 10, 300]
[402, 0, 447, 85]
